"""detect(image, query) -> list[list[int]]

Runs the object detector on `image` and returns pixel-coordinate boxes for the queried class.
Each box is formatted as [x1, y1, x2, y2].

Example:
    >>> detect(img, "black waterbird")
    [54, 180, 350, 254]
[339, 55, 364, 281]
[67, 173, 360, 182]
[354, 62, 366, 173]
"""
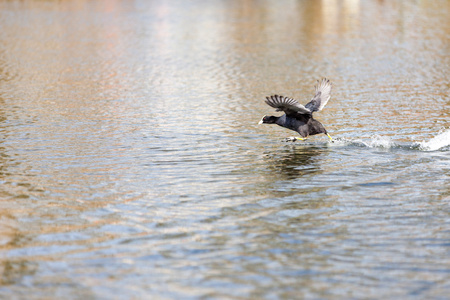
[259, 78, 333, 141]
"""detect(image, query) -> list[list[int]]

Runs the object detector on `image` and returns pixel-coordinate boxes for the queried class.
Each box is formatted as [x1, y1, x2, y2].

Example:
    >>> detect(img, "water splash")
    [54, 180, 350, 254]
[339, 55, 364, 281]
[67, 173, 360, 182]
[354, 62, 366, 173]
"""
[417, 129, 450, 151]
[330, 130, 450, 152]
[330, 135, 395, 149]
[366, 134, 394, 149]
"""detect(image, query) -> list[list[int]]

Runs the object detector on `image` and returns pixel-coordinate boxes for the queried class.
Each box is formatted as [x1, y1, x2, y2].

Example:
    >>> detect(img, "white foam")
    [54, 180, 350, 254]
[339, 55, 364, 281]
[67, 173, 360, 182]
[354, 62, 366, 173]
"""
[329, 136, 394, 148]
[329, 130, 450, 152]
[418, 129, 450, 151]
[367, 134, 394, 149]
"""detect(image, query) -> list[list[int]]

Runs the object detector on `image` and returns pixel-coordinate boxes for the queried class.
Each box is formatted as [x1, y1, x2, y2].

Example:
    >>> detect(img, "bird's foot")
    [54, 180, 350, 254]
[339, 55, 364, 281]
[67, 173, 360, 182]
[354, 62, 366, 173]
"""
[285, 137, 306, 142]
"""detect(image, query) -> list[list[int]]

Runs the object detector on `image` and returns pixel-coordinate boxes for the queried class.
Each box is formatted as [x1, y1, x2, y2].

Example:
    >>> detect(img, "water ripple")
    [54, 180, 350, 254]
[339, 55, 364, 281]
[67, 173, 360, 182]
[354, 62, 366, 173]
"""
[0, 0, 449, 299]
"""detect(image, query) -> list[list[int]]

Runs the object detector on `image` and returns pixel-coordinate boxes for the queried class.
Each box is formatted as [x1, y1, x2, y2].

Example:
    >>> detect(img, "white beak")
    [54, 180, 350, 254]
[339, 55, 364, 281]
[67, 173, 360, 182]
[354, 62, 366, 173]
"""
[258, 116, 266, 125]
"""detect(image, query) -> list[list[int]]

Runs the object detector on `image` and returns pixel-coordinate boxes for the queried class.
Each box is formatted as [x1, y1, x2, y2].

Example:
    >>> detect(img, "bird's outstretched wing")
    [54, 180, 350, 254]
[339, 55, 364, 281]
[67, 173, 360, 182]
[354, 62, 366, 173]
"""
[305, 78, 332, 112]
[265, 95, 311, 115]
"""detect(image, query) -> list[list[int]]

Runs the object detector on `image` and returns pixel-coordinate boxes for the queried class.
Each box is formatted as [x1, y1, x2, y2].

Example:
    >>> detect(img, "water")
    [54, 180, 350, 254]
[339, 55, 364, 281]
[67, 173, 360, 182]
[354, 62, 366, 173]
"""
[0, 0, 449, 299]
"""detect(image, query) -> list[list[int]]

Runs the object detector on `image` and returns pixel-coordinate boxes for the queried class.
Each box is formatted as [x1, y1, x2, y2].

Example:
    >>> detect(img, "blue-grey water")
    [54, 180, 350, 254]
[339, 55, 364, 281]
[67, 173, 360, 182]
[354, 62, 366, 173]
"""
[0, 0, 449, 299]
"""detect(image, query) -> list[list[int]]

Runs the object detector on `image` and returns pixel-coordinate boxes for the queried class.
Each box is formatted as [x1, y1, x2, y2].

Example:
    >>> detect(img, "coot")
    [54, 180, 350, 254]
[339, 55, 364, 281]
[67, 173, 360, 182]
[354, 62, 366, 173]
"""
[259, 78, 333, 141]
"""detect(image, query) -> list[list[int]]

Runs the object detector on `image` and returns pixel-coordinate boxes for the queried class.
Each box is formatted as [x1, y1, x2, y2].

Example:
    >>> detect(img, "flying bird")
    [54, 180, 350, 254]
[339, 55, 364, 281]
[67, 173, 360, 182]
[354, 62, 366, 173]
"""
[259, 78, 333, 141]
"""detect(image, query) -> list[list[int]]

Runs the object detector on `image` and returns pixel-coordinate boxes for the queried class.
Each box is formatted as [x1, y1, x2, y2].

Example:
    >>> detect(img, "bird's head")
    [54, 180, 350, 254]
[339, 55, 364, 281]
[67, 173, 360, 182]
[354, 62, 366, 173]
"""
[258, 115, 278, 124]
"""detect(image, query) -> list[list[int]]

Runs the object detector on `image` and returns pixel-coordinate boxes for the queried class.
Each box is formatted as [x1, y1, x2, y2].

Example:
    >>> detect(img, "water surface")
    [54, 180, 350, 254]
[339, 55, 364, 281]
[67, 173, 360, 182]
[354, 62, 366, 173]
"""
[0, 0, 449, 299]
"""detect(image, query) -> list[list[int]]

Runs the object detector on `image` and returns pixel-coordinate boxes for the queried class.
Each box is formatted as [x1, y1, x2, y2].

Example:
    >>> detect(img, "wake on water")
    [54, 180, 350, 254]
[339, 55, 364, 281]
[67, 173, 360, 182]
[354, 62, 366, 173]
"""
[329, 129, 450, 152]
[416, 129, 450, 151]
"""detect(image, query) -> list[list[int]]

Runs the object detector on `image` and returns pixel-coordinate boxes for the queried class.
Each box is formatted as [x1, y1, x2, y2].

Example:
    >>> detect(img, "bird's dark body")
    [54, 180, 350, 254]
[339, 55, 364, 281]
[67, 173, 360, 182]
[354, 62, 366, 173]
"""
[275, 114, 327, 138]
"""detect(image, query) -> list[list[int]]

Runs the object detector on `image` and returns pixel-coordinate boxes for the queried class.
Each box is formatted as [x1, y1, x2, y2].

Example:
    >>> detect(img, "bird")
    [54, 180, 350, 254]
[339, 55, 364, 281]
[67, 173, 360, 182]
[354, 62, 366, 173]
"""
[258, 78, 333, 142]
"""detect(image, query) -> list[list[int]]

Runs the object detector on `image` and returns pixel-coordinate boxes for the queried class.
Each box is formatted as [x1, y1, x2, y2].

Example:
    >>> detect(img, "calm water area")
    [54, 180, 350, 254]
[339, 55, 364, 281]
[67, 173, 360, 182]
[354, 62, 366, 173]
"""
[0, 0, 449, 299]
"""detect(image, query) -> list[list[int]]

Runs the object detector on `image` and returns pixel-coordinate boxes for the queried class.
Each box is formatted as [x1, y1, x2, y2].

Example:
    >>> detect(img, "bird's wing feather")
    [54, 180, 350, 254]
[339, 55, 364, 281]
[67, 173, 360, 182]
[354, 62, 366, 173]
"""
[305, 78, 332, 112]
[265, 95, 311, 115]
